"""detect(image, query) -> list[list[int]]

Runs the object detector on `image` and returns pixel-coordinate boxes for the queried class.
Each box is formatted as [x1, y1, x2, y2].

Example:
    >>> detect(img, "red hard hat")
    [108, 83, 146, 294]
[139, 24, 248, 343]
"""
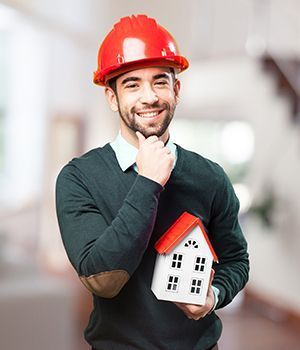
[93, 14, 189, 86]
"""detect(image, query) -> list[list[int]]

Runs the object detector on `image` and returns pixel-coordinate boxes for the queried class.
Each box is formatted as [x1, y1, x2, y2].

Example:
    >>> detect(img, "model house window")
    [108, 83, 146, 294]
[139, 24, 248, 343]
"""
[166, 275, 180, 292]
[171, 253, 183, 269]
[184, 239, 199, 249]
[194, 256, 206, 272]
[190, 278, 203, 295]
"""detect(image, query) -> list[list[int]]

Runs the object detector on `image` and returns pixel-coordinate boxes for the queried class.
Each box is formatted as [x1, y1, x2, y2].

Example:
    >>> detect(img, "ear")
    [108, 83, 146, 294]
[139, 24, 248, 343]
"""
[174, 79, 181, 104]
[105, 87, 119, 112]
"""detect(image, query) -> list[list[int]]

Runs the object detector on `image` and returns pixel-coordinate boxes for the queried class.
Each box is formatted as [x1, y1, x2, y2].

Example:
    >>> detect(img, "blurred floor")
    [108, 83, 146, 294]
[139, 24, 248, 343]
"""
[218, 305, 300, 350]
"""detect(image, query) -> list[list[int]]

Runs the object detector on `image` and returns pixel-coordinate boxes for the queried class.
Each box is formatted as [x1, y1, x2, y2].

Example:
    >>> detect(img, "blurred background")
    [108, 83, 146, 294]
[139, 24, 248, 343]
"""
[0, 0, 300, 349]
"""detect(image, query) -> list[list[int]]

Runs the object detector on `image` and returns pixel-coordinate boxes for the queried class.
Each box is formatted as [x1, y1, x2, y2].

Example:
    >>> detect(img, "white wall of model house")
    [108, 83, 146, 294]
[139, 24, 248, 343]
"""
[151, 225, 214, 306]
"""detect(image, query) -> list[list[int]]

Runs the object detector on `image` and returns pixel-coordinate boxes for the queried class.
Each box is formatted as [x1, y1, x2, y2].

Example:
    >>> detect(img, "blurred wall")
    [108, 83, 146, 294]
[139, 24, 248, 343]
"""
[176, 56, 300, 312]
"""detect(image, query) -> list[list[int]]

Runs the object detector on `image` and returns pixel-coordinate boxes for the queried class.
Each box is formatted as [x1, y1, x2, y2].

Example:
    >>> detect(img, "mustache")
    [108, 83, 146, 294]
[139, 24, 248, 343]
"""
[131, 102, 169, 114]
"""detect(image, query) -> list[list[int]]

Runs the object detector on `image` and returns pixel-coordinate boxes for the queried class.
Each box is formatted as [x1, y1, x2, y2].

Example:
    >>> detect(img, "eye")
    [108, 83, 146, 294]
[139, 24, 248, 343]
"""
[155, 80, 168, 86]
[125, 83, 139, 89]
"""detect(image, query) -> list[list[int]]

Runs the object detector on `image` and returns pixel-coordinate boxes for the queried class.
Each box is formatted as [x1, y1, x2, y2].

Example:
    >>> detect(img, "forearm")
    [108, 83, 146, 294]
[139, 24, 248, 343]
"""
[78, 175, 162, 276]
[209, 166, 250, 309]
[212, 252, 249, 309]
[210, 222, 249, 309]
[56, 166, 163, 297]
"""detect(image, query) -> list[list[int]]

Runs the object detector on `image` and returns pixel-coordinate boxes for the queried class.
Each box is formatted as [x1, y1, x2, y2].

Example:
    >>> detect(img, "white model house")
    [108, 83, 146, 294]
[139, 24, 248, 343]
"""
[151, 212, 218, 306]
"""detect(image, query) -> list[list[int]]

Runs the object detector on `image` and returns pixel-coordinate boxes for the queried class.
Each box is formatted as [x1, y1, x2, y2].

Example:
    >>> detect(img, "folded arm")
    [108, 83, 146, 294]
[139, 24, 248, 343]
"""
[56, 164, 163, 298]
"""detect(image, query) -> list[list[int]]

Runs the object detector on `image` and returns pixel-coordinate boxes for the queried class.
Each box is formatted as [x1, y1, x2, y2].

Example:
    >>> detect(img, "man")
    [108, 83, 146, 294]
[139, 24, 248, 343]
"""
[56, 14, 249, 350]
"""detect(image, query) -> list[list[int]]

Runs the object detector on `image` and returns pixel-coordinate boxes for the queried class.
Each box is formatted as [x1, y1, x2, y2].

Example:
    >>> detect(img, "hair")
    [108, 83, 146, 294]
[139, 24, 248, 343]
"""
[107, 76, 117, 94]
[107, 68, 177, 96]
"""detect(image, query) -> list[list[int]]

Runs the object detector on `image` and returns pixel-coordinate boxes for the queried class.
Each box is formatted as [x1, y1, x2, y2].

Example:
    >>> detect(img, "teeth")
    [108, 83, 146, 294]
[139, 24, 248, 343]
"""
[138, 111, 160, 118]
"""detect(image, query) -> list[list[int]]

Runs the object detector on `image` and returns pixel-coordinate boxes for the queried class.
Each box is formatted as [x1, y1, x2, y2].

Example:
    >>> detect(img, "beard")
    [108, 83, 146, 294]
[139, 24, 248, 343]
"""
[117, 101, 176, 138]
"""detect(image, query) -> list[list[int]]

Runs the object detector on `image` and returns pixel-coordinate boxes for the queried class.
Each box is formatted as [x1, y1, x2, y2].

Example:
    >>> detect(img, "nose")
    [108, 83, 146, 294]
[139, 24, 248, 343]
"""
[139, 83, 159, 104]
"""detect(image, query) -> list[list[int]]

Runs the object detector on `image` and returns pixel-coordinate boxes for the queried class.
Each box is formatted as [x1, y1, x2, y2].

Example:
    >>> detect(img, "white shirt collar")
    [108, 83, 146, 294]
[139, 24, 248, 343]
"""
[110, 132, 177, 172]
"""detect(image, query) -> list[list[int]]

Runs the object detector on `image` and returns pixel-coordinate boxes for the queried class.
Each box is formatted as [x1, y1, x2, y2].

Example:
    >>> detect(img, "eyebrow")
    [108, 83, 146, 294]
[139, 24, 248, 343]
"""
[121, 76, 141, 85]
[153, 73, 170, 80]
[120, 73, 171, 85]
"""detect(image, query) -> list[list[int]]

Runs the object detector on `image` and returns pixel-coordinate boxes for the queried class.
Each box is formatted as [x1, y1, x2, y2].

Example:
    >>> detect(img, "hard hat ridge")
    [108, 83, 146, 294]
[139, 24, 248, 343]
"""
[116, 14, 157, 32]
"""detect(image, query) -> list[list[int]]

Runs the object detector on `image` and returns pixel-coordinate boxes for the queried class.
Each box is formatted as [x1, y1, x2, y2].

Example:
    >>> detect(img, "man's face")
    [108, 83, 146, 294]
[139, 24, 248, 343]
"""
[106, 67, 180, 139]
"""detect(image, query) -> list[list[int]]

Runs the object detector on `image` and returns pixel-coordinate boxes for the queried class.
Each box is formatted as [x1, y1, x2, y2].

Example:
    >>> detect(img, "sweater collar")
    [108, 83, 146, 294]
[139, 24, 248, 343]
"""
[110, 132, 177, 172]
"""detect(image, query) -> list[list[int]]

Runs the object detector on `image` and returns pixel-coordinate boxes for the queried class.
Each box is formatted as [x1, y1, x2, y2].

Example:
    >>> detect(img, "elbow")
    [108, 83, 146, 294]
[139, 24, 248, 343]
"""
[79, 269, 130, 298]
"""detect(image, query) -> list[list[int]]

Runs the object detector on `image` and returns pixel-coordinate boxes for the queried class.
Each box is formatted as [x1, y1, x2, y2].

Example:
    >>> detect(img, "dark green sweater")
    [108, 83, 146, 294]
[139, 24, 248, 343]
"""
[56, 143, 249, 350]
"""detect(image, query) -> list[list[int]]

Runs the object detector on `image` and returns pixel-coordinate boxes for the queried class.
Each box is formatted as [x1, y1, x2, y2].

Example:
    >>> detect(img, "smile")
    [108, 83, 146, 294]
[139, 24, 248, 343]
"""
[136, 109, 164, 119]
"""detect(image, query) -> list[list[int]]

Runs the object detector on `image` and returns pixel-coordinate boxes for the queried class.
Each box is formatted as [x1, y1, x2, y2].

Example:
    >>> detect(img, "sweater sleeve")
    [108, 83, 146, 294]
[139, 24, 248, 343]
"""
[209, 168, 249, 309]
[55, 164, 163, 298]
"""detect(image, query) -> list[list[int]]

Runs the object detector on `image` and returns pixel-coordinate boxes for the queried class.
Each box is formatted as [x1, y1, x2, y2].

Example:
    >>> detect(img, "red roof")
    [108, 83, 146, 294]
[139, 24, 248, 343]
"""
[154, 212, 218, 262]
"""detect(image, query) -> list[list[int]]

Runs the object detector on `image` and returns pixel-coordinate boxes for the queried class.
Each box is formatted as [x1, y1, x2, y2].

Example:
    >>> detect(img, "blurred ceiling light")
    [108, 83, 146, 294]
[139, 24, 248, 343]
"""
[221, 121, 254, 164]
[233, 183, 252, 214]
[0, 4, 18, 30]
[245, 35, 266, 57]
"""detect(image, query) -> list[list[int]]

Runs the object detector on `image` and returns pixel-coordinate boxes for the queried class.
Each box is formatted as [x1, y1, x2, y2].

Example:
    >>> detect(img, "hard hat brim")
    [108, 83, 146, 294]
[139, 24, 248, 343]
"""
[93, 56, 189, 86]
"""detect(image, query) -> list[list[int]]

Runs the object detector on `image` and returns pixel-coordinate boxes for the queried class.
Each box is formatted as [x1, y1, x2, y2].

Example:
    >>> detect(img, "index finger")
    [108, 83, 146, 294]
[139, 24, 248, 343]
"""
[136, 131, 146, 146]
[143, 135, 159, 144]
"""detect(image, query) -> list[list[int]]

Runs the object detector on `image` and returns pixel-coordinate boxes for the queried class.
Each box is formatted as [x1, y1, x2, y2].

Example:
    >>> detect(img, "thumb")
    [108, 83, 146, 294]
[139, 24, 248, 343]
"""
[209, 268, 215, 287]
[136, 131, 145, 147]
